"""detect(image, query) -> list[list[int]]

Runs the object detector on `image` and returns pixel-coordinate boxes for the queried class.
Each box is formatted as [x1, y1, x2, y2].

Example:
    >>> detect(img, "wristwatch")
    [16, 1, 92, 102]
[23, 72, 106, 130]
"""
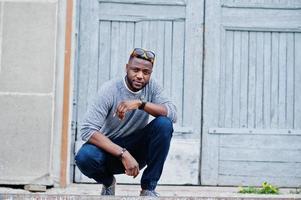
[139, 100, 146, 110]
[138, 96, 147, 110]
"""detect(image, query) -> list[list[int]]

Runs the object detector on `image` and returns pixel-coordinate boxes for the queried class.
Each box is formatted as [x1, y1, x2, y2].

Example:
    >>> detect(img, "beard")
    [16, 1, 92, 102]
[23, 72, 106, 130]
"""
[125, 76, 146, 92]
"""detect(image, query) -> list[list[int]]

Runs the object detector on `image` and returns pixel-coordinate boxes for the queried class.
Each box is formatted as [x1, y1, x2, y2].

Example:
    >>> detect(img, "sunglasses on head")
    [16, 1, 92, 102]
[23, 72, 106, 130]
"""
[130, 48, 155, 64]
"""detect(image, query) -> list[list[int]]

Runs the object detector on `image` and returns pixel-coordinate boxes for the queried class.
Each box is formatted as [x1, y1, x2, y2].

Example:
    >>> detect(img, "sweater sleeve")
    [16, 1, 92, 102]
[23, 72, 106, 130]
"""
[80, 84, 113, 141]
[151, 80, 177, 123]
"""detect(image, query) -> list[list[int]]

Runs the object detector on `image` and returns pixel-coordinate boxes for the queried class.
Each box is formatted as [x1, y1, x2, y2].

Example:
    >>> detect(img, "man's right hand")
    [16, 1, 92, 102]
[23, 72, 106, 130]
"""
[88, 132, 140, 178]
[121, 151, 140, 178]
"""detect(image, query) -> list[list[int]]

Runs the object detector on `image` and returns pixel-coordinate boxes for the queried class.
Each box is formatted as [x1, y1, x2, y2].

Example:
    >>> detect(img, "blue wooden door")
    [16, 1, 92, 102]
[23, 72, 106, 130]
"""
[73, 0, 204, 184]
[202, 0, 301, 186]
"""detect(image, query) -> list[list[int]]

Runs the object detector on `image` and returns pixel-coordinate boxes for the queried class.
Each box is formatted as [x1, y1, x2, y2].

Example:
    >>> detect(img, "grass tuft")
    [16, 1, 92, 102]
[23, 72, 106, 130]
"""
[238, 182, 279, 194]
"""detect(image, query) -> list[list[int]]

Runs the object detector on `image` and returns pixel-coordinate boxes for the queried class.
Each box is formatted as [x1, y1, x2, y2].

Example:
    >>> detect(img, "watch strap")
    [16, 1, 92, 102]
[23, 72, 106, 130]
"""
[138, 101, 146, 110]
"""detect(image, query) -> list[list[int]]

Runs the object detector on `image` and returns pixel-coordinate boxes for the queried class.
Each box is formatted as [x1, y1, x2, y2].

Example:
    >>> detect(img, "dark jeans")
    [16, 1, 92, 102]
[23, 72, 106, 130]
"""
[75, 116, 173, 190]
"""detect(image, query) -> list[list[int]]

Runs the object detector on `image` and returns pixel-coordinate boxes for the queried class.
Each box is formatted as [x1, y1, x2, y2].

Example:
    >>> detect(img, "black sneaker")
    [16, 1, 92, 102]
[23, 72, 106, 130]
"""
[101, 176, 116, 195]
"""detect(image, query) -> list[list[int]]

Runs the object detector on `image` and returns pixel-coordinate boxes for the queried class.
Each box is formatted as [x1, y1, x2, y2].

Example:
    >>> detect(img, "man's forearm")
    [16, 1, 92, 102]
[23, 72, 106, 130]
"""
[142, 102, 167, 117]
[88, 130, 140, 177]
[115, 100, 167, 120]
[88, 131, 123, 157]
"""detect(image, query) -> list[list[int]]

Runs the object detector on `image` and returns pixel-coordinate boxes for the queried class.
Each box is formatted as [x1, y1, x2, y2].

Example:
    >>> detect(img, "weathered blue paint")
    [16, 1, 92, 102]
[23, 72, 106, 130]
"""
[202, 0, 301, 187]
[73, 0, 301, 187]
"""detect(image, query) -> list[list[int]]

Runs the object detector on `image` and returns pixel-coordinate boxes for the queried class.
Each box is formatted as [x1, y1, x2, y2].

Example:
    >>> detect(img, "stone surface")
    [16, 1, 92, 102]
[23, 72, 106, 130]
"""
[0, 184, 300, 199]
[0, 95, 53, 184]
[24, 184, 47, 192]
[0, 2, 56, 93]
[0, 1, 57, 185]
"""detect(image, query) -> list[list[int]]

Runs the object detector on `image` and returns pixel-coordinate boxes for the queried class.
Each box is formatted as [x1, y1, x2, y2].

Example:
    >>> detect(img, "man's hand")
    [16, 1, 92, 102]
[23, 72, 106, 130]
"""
[88, 133, 139, 178]
[121, 151, 140, 178]
[115, 100, 141, 120]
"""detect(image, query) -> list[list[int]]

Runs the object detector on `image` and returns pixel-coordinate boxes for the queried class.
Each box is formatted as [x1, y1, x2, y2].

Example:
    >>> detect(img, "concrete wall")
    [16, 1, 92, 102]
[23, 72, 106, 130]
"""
[0, 0, 67, 186]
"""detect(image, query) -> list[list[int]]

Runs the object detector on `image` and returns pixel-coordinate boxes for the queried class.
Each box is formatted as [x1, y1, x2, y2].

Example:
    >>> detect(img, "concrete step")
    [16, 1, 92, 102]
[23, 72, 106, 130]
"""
[0, 184, 300, 200]
[1, 195, 300, 200]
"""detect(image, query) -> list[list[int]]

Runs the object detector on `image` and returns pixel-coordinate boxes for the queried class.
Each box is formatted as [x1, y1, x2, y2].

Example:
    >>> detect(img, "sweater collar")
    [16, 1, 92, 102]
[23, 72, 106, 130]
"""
[123, 76, 142, 95]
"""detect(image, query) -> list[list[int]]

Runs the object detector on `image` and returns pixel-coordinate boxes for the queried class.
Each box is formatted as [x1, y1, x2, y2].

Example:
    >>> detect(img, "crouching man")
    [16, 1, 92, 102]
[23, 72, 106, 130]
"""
[75, 48, 177, 197]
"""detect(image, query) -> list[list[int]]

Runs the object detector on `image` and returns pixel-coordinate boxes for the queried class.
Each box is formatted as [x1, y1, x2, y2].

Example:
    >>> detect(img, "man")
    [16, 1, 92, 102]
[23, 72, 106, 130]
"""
[75, 48, 177, 197]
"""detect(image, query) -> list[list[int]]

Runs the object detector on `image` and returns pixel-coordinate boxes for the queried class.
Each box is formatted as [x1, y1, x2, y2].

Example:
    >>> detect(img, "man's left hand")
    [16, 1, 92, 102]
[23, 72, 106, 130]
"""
[115, 100, 141, 120]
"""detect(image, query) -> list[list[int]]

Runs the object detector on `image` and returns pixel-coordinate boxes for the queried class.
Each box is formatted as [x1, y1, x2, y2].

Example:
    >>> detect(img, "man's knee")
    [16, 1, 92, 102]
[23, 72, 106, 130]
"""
[152, 116, 173, 139]
[75, 143, 106, 173]
[75, 149, 87, 169]
[153, 116, 173, 129]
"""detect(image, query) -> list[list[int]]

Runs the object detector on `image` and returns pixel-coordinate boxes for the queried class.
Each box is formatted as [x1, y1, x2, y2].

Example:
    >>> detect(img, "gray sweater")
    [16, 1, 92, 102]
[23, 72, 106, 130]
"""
[80, 78, 177, 141]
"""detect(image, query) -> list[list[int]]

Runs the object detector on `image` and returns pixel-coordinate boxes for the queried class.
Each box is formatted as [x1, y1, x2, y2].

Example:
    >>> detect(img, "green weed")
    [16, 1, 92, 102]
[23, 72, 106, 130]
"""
[238, 182, 279, 194]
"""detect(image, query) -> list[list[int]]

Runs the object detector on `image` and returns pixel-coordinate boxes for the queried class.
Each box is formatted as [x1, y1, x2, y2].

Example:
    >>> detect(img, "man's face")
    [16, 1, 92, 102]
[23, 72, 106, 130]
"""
[126, 57, 153, 92]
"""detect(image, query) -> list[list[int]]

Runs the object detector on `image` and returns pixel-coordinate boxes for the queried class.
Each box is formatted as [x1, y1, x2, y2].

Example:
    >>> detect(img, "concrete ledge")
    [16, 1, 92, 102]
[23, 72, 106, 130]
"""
[0, 194, 300, 200]
[0, 184, 300, 200]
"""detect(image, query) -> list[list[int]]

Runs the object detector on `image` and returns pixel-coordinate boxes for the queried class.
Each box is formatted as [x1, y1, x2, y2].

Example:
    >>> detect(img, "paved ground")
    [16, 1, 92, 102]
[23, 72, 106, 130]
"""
[0, 184, 301, 199]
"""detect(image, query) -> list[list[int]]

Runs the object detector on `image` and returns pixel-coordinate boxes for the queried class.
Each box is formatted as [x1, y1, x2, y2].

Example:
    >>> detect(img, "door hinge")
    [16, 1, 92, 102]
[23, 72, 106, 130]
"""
[71, 121, 78, 136]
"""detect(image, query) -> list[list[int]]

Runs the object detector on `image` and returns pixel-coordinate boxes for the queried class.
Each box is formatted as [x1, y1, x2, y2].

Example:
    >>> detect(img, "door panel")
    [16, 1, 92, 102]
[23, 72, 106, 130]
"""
[202, 0, 301, 186]
[74, 0, 204, 184]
